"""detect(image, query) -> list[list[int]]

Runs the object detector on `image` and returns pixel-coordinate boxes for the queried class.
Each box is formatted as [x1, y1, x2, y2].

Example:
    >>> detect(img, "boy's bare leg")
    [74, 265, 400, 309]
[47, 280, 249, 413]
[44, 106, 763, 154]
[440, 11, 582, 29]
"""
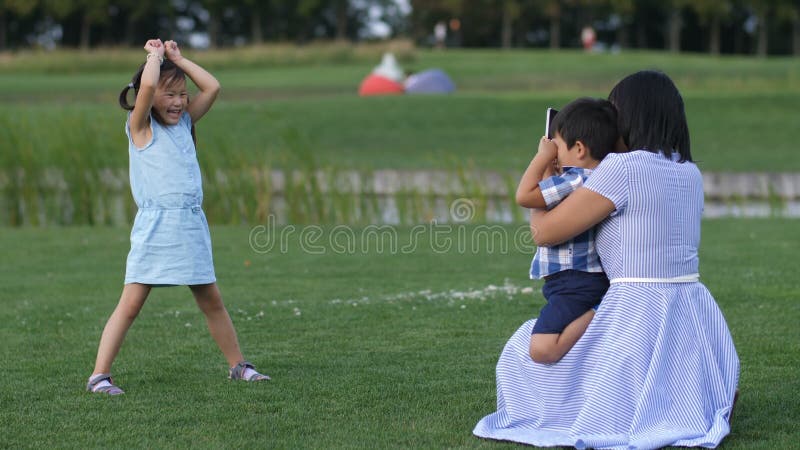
[190, 283, 244, 367]
[92, 283, 151, 375]
[529, 310, 595, 364]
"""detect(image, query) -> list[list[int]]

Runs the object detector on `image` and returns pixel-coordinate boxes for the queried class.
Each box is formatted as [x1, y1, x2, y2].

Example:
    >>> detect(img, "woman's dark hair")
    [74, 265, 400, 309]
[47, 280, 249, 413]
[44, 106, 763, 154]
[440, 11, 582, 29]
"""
[549, 97, 619, 161]
[118, 60, 195, 144]
[608, 70, 691, 162]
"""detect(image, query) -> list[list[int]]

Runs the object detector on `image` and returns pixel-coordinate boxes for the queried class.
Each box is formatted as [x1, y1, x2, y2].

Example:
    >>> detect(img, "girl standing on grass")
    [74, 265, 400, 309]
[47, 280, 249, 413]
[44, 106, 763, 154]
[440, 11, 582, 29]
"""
[87, 39, 269, 395]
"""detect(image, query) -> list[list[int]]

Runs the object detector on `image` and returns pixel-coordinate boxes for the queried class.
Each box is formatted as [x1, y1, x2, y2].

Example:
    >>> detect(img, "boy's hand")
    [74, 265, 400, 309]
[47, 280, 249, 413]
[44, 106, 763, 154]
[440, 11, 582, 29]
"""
[164, 40, 183, 62]
[516, 136, 557, 209]
[144, 39, 164, 57]
[535, 136, 559, 177]
[535, 136, 557, 162]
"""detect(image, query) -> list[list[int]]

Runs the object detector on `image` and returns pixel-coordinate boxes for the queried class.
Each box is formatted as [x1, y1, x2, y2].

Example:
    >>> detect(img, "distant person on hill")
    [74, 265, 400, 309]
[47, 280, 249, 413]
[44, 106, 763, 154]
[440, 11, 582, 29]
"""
[86, 39, 270, 395]
[581, 25, 596, 51]
[434, 21, 447, 49]
[515, 98, 619, 363]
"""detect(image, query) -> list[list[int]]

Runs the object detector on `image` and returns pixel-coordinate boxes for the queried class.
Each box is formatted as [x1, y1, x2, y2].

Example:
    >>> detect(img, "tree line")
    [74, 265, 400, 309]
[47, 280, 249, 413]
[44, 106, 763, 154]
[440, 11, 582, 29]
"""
[1, 0, 798, 56]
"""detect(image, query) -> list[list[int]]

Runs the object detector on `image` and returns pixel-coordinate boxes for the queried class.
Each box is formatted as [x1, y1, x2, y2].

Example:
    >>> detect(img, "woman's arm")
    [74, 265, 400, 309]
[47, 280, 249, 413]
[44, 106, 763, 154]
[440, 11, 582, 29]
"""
[164, 40, 220, 124]
[529, 187, 615, 247]
[129, 39, 164, 144]
[516, 136, 558, 209]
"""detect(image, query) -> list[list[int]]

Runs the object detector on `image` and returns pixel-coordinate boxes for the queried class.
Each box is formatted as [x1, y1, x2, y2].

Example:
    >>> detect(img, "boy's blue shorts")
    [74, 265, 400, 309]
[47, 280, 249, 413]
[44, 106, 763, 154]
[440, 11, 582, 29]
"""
[531, 270, 609, 335]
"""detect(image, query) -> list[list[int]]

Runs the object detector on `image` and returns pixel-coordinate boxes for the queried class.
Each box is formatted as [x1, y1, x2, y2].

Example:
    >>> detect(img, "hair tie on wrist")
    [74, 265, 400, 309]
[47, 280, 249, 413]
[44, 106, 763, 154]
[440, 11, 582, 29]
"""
[146, 52, 164, 65]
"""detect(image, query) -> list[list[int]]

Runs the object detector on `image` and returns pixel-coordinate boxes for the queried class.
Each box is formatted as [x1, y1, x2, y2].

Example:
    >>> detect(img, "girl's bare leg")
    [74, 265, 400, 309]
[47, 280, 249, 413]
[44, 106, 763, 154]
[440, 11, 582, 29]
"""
[529, 309, 595, 364]
[190, 283, 243, 367]
[92, 283, 151, 375]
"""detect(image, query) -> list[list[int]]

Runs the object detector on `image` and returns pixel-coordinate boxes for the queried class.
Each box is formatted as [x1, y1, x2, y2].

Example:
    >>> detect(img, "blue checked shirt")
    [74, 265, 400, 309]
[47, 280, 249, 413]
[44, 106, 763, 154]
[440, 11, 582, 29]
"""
[530, 167, 604, 279]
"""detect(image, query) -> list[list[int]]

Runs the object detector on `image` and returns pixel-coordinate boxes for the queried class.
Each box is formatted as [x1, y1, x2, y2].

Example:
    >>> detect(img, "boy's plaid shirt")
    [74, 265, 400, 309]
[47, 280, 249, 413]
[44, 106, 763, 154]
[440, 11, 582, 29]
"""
[530, 166, 604, 279]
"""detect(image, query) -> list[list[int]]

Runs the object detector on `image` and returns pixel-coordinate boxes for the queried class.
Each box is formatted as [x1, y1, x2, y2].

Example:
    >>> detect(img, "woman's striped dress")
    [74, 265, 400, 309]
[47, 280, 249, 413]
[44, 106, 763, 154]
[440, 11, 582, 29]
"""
[473, 151, 740, 449]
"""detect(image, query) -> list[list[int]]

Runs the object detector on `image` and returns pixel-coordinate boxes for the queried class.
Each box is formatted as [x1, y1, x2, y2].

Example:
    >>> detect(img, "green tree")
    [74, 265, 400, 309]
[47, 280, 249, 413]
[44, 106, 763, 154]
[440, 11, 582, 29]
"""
[115, 0, 165, 46]
[375, 0, 411, 38]
[501, 0, 521, 48]
[263, 0, 301, 41]
[606, 0, 634, 48]
[42, 0, 110, 49]
[749, 0, 771, 57]
[793, 4, 800, 55]
[199, 0, 227, 48]
[78, 0, 110, 49]
[41, 0, 74, 46]
[775, 0, 800, 55]
[295, 0, 327, 42]
[664, 0, 690, 52]
[333, 0, 348, 40]
[536, 0, 563, 49]
[409, 0, 463, 44]
[330, 0, 386, 42]
[242, 0, 269, 44]
[688, 0, 731, 55]
[0, 0, 38, 50]
[531, 0, 582, 49]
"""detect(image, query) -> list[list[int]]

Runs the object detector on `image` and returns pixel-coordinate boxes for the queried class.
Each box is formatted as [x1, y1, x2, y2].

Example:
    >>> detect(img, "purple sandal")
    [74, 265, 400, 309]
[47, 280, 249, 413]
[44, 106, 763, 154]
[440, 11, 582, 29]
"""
[229, 361, 271, 381]
[86, 373, 125, 395]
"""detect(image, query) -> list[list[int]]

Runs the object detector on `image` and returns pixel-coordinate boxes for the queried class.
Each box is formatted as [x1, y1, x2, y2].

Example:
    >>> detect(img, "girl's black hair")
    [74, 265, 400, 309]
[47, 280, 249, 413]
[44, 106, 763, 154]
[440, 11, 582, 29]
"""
[118, 60, 196, 144]
[608, 70, 691, 162]
[549, 97, 619, 162]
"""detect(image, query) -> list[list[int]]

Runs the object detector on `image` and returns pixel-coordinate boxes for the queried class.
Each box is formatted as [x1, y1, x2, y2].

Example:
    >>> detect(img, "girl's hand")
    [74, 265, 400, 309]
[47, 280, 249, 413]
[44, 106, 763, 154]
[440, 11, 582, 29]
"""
[164, 40, 183, 62]
[144, 39, 164, 57]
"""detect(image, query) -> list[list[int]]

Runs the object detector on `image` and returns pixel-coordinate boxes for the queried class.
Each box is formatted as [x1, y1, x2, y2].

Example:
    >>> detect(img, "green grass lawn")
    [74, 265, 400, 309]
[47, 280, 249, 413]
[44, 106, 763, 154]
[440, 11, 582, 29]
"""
[1, 219, 798, 448]
[3, 91, 799, 173]
[1, 48, 799, 172]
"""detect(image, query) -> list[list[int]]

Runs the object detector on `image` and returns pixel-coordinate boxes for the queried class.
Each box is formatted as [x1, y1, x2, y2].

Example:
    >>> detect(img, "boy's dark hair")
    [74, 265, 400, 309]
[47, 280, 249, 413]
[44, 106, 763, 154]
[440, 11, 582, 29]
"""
[118, 59, 195, 144]
[549, 97, 619, 161]
[608, 70, 691, 162]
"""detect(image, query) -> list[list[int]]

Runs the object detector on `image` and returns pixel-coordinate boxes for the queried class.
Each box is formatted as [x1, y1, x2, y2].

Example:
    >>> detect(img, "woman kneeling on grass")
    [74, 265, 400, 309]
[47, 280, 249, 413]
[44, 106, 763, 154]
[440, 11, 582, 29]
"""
[86, 39, 269, 395]
[473, 70, 740, 449]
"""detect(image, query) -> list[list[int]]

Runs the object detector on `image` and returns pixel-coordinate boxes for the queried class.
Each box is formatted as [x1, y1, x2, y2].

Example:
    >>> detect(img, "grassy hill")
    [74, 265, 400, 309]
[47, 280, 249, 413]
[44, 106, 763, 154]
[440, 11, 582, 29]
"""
[1, 45, 798, 173]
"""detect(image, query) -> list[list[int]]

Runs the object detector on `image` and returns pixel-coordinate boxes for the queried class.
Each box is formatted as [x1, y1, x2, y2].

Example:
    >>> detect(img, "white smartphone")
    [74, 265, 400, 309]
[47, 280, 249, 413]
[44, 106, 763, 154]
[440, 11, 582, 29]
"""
[545, 107, 558, 139]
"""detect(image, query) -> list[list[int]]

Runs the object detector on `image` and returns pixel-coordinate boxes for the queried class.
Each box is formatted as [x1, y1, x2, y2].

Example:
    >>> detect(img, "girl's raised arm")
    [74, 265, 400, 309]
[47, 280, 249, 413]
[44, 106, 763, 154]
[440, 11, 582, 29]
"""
[130, 39, 164, 141]
[164, 40, 220, 124]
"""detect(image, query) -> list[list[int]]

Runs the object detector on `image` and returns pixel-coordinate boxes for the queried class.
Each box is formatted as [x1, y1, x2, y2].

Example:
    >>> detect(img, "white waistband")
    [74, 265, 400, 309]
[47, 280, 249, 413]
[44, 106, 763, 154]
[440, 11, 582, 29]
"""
[609, 273, 699, 284]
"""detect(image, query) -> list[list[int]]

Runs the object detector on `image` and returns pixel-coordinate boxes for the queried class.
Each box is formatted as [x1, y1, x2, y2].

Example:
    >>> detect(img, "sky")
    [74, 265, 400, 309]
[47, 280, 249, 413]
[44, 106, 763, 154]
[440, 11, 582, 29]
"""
[362, 0, 412, 38]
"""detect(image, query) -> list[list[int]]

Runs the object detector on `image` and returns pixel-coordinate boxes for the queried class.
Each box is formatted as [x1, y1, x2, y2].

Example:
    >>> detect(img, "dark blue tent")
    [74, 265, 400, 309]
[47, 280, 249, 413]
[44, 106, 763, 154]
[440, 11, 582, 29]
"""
[404, 69, 455, 94]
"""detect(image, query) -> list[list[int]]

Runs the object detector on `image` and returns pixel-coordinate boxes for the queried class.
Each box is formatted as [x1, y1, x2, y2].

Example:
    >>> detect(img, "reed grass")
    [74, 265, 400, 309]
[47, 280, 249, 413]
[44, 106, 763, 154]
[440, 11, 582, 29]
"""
[0, 159, 793, 227]
[2, 47, 798, 226]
